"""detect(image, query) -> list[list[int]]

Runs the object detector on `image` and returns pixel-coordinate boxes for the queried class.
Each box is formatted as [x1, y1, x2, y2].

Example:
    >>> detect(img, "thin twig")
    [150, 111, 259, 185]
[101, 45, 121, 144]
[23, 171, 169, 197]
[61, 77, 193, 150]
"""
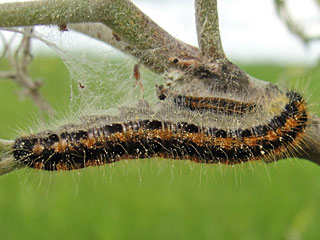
[0, 32, 9, 58]
[0, 28, 56, 114]
[0, 71, 16, 79]
[0, 31, 16, 59]
[274, 0, 320, 44]
[195, 0, 226, 59]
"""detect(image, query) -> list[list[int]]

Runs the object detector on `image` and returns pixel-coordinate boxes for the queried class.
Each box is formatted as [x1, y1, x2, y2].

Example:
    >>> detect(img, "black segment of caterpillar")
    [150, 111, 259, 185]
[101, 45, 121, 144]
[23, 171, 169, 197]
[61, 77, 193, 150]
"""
[173, 95, 257, 115]
[12, 91, 308, 171]
[157, 85, 257, 115]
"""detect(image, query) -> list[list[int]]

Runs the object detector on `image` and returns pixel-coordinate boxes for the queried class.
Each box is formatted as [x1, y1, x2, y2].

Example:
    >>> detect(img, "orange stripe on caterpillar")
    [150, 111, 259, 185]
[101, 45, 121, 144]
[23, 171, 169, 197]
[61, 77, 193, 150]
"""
[173, 95, 257, 115]
[157, 85, 257, 115]
[12, 91, 308, 171]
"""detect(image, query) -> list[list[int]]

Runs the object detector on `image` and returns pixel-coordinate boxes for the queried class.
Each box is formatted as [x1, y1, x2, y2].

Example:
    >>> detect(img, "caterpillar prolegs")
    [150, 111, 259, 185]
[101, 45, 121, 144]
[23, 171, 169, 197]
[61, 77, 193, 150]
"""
[12, 91, 308, 171]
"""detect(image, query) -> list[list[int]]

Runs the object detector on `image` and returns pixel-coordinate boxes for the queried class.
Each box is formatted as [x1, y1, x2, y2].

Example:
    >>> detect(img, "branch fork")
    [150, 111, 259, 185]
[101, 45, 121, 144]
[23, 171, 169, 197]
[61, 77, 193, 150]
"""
[0, 0, 319, 168]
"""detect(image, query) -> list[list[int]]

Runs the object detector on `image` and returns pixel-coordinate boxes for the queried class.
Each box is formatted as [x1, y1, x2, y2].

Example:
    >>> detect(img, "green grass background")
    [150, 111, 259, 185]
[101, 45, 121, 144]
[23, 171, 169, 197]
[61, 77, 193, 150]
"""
[0, 57, 320, 240]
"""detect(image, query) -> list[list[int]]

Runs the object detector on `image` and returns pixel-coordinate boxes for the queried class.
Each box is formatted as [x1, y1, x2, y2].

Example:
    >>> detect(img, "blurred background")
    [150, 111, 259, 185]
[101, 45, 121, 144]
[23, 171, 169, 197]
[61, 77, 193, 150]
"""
[0, 1, 320, 240]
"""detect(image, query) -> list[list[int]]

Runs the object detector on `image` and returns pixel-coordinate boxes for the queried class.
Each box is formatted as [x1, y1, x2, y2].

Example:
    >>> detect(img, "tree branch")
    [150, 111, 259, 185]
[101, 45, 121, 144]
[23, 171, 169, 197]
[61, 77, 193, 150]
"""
[0, 71, 16, 79]
[295, 115, 320, 165]
[0, 139, 23, 176]
[0, 0, 102, 27]
[195, 0, 225, 59]
[0, 0, 319, 173]
[0, 0, 199, 73]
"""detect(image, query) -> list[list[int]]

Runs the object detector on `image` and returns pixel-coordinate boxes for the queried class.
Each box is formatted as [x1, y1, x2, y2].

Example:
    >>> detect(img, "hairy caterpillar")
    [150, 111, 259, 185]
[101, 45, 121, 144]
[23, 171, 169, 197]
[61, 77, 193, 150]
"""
[171, 95, 257, 115]
[9, 90, 308, 171]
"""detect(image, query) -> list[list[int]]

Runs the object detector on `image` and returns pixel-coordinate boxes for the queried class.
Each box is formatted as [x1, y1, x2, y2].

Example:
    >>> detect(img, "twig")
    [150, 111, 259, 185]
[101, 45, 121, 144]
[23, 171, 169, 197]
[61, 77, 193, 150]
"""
[274, 0, 320, 44]
[0, 28, 56, 114]
[0, 0, 319, 168]
[195, 0, 226, 59]
[0, 31, 17, 59]
[0, 71, 16, 79]
[0, 139, 22, 176]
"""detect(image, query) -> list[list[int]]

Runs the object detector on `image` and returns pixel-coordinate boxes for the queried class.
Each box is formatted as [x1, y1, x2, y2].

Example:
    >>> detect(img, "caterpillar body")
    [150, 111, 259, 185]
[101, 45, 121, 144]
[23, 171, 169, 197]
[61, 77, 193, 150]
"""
[173, 95, 257, 115]
[12, 91, 308, 171]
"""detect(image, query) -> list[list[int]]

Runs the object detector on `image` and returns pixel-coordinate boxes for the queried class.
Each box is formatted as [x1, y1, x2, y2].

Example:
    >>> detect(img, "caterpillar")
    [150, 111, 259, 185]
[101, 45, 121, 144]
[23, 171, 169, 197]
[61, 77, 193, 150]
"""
[170, 95, 257, 115]
[11, 91, 308, 171]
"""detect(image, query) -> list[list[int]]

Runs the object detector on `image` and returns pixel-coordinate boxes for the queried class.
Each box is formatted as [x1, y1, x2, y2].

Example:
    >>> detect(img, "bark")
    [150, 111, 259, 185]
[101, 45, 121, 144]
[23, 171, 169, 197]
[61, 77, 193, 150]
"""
[195, 0, 225, 59]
